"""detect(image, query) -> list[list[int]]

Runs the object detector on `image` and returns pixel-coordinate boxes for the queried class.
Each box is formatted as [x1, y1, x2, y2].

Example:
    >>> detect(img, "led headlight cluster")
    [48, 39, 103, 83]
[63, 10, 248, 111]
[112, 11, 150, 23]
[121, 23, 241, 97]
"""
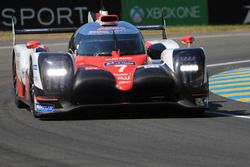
[173, 48, 205, 87]
[180, 64, 199, 72]
[38, 53, 74, 95]
[47, 68, 67, 77]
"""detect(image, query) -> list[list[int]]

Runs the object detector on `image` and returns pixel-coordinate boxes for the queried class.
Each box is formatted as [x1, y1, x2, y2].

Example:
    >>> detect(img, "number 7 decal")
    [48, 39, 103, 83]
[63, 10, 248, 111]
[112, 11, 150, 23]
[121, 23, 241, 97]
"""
[115, 65, 127, 72]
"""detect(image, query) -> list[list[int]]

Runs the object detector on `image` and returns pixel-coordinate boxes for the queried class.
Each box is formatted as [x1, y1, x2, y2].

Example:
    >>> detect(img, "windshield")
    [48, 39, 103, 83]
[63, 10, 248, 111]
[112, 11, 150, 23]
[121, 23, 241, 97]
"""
[76, 33, 145, 56]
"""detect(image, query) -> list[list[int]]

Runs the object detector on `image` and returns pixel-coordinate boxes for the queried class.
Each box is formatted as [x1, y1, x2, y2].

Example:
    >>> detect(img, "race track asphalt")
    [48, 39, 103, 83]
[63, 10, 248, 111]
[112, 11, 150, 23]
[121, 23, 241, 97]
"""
[0, 32, 250, 167]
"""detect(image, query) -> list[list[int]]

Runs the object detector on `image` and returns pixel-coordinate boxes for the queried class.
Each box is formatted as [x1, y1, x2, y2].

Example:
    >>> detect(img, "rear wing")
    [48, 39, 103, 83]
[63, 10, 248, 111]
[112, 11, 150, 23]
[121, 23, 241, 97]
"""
[12, 25, 167, 45]
[15, 27, 78, 34]
[136, 11, 167, 40]
[12, 14, 167, 46]
[136, 25, 167, 39]
[11, 16, 78, 46]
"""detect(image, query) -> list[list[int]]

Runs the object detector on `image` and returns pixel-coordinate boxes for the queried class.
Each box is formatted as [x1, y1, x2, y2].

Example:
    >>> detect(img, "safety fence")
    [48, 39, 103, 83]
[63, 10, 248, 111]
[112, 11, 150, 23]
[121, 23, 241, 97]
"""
[0, 0, 249, 30]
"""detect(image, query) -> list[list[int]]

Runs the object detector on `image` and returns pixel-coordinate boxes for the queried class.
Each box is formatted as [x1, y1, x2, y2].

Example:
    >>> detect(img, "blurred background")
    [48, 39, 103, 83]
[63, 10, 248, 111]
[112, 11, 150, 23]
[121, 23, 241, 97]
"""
[1, 0, 250, 30]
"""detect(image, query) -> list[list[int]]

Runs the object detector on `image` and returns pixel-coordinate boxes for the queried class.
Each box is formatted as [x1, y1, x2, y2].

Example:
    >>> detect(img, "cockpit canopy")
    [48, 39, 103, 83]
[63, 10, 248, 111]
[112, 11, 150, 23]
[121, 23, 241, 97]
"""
[69, 21, 146, 56]
[76, 33, 145, 56]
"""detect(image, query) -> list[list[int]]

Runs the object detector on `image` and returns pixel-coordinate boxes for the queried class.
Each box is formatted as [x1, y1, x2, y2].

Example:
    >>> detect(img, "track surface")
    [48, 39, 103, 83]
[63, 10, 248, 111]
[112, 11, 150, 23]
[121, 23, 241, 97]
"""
[1, 33, 250, 167]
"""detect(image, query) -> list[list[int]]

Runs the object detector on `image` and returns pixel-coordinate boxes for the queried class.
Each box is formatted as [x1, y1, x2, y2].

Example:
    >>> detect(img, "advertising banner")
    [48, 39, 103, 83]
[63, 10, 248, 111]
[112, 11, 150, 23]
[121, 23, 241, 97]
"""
[121, 0, 208, 25]
[208, 0, 250, 24]
[0, 0, 121, 30]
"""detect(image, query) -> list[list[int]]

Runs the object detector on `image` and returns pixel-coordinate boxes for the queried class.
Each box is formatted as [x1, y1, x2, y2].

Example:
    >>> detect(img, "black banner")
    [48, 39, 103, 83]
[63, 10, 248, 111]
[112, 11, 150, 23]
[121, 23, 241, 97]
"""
[208, 0, 250, 24]
[0, 0, 121, 30]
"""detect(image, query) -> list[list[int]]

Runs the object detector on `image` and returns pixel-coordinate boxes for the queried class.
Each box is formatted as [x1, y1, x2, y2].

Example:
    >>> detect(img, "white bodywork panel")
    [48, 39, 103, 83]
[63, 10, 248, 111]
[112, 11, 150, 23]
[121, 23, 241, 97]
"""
[202, 48, 208, 84]
[148, 39, 180, 49]
[14, 44, 43, 90]
[31, 53, 43, 89]
[161, 49, 175, 72]
[14, 44, 33, 85]
[148, 39, 180, 72]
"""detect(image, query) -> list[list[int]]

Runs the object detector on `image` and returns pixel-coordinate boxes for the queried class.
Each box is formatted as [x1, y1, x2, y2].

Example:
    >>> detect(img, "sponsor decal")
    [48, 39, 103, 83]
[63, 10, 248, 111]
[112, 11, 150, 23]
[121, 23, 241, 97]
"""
[88, 30, 110, 35]
[36, 103, 54, 113]
[114, 73, 132, 80]
[179, 56, 197, 62]
[130, 5, 201, 23]
[122, 0, 208, 25]
[130, 6, 145, 23]
[117, 75, 131, 81]
[145, 6, 201, 20]
[0, 0, 122, 30]
[85, 66, 100, 70]
[97, 27, 126, 31]
[244, 5, 250, 24]
[33, 65, 38, 70]
[105, 57, 132, 61]
[1, 7, 88, 27]
[143, 64, 160, 68]
[88, 27, 129, 35]
[118, 81, 131, 85]
[113, 73, 132, 76]
[114, 73, 133, 86]
[104, 61, 135, 66]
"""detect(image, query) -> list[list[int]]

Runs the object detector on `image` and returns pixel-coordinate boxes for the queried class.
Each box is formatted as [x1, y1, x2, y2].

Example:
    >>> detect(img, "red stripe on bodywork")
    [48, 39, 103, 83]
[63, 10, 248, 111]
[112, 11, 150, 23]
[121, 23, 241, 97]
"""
[25, 72, 29, 100]
[16, 76, 24, 97]
[75, 54, 147, 91]
[35, 96, 58, 101]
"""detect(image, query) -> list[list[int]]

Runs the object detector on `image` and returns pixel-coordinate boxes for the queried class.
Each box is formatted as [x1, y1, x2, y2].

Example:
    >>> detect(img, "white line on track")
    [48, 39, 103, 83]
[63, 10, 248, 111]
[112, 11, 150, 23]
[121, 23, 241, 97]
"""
[185, 32, 250, 39]
[207, 59, 250, 68]
[0, 46, 12, 49]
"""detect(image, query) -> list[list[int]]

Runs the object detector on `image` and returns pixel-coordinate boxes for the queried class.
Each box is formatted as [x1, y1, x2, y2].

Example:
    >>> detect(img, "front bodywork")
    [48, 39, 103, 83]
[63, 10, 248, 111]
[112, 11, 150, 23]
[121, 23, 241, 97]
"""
[29, 48, 208, 115]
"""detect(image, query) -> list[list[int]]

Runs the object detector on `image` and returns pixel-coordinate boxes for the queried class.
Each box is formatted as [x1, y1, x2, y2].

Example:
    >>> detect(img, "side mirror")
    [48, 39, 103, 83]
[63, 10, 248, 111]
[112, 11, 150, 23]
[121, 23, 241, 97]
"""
[181, 36, 195, 48]
[68, 49, 74, 55]
[147, 43, 166, 60]
[26, 40, 40, 49]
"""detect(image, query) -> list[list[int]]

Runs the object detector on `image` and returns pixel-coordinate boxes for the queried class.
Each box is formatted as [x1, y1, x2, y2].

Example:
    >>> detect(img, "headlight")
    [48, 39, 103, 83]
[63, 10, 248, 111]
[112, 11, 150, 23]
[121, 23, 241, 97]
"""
[180, 64, 199, 72]
[47, 69, 67, 77]
[173, 48, 205, 87]
[38, 53, 74, 95]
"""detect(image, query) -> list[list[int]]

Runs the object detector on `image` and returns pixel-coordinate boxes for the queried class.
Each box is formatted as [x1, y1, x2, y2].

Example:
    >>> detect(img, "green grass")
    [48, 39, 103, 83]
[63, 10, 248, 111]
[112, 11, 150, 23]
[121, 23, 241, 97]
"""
[1, 25, 250, 41]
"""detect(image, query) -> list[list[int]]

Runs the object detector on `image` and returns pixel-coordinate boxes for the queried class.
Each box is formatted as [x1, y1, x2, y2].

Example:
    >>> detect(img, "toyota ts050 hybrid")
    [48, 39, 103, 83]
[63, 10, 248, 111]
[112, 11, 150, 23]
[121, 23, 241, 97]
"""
[12, 10, 209, 118]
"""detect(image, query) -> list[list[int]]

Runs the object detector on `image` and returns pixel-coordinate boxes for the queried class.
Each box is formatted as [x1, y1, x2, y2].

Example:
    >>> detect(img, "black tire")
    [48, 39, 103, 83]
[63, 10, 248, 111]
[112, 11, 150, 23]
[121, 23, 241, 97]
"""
[12, 52, 25, 108]
[183, 109, 205, 118]
[29, 60, 41, 118]
[195, 109, 206, 115]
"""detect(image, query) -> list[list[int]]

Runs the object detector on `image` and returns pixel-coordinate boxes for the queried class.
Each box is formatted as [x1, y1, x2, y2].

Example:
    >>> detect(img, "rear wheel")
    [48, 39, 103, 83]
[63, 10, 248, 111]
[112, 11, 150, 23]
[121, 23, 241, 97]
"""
[12, 53, 25, 108]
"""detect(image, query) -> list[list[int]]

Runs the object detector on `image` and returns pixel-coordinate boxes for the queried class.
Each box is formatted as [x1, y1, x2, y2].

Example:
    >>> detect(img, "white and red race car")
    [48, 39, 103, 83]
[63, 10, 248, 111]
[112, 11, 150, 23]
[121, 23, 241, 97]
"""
[12, 10, 209, 118]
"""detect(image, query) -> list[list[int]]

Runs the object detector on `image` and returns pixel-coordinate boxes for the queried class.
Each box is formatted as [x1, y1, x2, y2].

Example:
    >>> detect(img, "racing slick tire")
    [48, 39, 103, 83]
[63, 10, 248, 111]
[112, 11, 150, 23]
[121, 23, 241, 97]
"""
[12, 53, 25, 108]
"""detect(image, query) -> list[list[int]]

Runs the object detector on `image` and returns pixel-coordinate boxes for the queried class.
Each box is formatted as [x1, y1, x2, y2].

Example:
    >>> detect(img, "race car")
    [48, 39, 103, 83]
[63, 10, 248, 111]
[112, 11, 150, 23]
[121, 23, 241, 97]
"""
[12, 10, 209, 118]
